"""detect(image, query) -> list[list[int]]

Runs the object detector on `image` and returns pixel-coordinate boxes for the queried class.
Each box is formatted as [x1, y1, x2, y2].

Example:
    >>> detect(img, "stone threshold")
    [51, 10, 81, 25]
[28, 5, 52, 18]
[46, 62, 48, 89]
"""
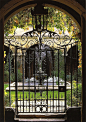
[17, 113, 66, 118]
[14, 118, 66, 122]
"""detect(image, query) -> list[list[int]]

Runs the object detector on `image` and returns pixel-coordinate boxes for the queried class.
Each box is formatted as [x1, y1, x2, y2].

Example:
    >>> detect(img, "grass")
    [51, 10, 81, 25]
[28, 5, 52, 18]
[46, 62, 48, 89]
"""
[4, 82, 82, 107]
[4, 83, 65, 102]
[4, 83, 76, 107]
[6, 91, 65, 102]
[4, 84, 9, 90]
[13, 91, 65, 100]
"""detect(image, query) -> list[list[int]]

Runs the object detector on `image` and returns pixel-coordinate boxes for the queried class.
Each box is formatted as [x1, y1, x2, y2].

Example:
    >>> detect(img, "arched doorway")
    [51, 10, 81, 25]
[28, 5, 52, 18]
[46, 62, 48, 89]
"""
[4, 7, 81, 114]
[0, 0, 85, 121]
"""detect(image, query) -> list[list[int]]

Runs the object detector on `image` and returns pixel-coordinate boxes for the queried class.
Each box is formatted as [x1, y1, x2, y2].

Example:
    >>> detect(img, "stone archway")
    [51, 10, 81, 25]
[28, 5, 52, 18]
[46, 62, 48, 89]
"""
[2, 0, 85, 29]
[0, 0, 86, 21]
[0, 0, 86, 122]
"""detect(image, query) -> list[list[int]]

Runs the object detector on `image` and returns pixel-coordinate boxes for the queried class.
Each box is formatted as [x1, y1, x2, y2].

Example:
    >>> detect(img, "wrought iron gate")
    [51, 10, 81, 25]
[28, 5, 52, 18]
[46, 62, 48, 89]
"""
[4, 29, 80, 114]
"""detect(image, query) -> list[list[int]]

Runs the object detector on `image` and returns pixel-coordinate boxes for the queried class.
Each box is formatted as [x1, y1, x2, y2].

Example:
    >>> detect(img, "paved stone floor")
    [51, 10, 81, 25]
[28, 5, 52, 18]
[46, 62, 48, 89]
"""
[6, 82, 71, 91]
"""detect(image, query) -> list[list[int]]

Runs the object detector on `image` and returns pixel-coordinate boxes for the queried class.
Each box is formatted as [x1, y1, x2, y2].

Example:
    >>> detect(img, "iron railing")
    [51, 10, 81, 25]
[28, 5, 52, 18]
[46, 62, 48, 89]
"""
[4, 29, 82, 115]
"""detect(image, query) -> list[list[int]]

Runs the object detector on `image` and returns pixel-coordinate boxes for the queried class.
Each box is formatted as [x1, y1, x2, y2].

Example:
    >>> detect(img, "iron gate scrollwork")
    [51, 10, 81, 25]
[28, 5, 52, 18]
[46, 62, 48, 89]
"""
[4, 29, 80, 114]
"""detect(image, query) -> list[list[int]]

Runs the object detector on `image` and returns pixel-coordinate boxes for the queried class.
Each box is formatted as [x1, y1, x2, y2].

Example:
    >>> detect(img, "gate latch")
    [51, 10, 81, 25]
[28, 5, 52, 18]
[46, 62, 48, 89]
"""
[59, 86, 66, 92]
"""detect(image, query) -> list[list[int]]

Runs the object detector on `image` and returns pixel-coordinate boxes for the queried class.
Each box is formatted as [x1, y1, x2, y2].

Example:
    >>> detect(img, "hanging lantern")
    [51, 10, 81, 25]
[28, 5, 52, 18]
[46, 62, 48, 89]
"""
[31, 4, 48, 31]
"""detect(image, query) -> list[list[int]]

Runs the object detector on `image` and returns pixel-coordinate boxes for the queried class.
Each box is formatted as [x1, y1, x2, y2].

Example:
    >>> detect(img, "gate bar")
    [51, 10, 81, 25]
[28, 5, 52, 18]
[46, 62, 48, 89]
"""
[22, 50, 24, 112]
[76, 43, 78, 106]
[9, 44, 11, 106]
[46, 50, 48, 112]
[34, 50, 36, 112]
[64, 47, 66, 111]
[52, 50, 54, 112]
[15, 46, 18, 114]
[28, 50, 30, 112]
[58, 49, 59, 112]
[70, 44, 72, 107]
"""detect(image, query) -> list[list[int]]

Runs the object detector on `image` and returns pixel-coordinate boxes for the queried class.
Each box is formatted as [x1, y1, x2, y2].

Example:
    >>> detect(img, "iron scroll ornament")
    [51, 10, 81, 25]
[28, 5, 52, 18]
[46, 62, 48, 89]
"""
[4, 29, 74, 49]
[21, 29, 73, 49]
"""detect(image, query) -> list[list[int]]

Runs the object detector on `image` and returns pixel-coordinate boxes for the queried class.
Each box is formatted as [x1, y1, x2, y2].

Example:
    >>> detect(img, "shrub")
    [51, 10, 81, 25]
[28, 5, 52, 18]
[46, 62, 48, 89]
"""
[10, 69, 22, 82]
[72, 69, 82, 83]
[10, 73, 15, 82]
[18, 69, 22, 82]
[67, 80, 82, 106]
[54, 50, 65, 80]
[4, 55, 22, 82]
[4, 70, 9, 82]
[4, 90, 9, 106]
[4, 90, 13, 107]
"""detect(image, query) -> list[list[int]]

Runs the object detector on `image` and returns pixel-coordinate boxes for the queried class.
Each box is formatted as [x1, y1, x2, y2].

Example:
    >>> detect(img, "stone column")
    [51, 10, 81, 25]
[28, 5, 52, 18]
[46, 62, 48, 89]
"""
[81, 15, 86, 122]
[0, 18, 5, 122]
